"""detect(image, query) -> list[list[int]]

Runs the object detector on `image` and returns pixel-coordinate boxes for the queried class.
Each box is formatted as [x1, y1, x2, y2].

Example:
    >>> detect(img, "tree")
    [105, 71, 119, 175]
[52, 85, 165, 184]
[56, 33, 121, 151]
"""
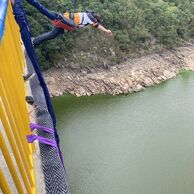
[23, 0, 194, 70]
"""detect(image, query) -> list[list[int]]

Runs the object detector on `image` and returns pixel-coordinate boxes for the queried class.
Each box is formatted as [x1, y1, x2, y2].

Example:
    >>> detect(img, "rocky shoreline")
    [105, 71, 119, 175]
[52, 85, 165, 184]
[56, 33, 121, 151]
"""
[44, 45, 194, 97]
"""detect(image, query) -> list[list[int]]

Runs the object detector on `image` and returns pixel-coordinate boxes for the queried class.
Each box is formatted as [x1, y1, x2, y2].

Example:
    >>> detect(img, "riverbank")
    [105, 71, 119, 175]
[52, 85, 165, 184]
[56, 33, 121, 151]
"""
[44, 44, 194, 97]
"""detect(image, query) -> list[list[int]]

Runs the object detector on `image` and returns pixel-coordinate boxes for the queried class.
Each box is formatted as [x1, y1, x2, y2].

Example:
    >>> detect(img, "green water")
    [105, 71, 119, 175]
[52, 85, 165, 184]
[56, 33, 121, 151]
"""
[53, 71, 194, 194]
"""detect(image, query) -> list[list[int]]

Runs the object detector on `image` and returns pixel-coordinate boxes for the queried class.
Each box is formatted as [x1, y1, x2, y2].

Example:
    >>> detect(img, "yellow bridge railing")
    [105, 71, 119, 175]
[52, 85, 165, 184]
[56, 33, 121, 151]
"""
[0, 2, 36, 194]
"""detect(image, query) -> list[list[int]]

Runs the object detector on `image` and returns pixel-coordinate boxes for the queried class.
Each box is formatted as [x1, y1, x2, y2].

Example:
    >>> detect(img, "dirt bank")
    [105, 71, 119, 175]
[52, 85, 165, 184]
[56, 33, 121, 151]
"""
[44, 45, 194, 97]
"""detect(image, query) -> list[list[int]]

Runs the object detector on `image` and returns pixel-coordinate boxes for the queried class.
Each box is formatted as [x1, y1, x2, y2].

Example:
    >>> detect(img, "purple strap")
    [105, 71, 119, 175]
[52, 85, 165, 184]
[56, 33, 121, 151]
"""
[30, 123, 54, 134]
[27, 134, 57, 148]
[27, 135, 60, 157]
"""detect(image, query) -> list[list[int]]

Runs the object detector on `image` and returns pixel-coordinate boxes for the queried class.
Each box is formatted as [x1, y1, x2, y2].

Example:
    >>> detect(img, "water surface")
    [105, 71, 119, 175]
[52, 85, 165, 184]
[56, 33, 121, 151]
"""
[53, 71, 194, 194]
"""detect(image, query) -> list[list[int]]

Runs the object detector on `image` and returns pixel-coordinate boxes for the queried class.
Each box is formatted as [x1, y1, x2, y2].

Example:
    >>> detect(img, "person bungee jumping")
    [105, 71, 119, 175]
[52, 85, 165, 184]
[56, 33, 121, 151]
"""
[33, 10, 113, 47]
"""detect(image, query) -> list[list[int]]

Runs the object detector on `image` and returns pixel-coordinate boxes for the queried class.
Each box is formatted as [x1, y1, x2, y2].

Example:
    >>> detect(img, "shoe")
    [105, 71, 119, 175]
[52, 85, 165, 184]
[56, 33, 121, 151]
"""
[31, 37, 36, 48]
[23, 72, 34, 81]
[25, 96, 34, 105]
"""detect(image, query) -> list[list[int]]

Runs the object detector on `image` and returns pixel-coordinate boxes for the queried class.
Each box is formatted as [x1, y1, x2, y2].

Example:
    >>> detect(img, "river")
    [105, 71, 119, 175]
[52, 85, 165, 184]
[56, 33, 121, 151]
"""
[52, 71, 194, 194]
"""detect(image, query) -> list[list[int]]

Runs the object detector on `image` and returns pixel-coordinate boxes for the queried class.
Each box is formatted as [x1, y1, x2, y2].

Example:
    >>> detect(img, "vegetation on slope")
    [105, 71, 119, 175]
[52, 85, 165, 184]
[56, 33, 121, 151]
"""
[24, 0, 194, 69]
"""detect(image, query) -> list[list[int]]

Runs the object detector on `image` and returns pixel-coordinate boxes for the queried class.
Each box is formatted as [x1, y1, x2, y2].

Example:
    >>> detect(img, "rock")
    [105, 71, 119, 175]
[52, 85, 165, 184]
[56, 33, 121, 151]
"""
[163, 70, 176, 79]
[135, 84, 145, 92]
[44, 44, 194, 97]
[142, 77, 154, 87]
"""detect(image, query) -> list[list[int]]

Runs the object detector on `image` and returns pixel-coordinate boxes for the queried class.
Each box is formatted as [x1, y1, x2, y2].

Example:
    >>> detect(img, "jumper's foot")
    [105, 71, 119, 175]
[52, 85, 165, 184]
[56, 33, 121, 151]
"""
[25, 96, 34, 105]
[23, 72, 34, 81]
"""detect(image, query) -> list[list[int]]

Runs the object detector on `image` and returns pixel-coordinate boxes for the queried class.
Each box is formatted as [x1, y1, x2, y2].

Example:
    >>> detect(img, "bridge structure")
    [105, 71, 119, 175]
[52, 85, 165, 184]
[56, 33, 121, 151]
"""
[0, 0, 70, 193]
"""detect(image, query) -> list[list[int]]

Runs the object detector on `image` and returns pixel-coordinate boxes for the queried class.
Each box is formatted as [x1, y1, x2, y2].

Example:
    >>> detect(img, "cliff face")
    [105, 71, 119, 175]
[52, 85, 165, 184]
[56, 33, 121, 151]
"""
[44, 45, 194, 97]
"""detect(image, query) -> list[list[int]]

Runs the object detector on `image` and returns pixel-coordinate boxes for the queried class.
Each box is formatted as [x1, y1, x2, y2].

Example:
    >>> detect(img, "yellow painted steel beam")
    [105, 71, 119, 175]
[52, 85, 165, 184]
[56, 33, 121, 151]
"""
[0, 131, 25, 194]
[0, 50, 32, 156]
[0, 80, 33, 174]
[0, 2, 37, 194]
[0, 168, 12, 194]
[0, 101, 35, 193]
[4, 6, 30, 135]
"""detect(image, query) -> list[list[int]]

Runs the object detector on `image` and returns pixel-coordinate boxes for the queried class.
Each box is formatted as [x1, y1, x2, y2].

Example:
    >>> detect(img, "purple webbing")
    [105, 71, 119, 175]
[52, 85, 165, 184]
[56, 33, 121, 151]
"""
[27, 134, 57, 148]
[30, 123, 54, 133]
